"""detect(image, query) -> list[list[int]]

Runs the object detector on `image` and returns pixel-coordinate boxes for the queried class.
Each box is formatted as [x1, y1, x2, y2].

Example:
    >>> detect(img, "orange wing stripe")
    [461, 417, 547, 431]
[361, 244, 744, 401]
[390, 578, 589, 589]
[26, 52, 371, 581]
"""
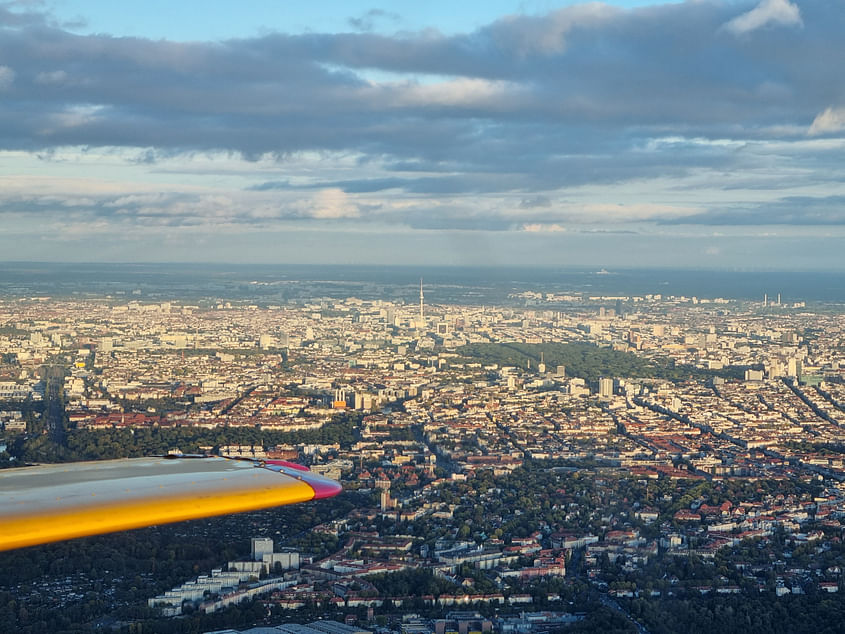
[0, 459, 321, 551]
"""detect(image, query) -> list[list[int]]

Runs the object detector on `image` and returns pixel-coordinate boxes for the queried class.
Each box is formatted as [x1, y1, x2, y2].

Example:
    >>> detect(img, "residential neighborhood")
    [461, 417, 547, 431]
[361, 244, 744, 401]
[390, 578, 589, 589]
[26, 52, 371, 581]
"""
[3, 286, 845, 632]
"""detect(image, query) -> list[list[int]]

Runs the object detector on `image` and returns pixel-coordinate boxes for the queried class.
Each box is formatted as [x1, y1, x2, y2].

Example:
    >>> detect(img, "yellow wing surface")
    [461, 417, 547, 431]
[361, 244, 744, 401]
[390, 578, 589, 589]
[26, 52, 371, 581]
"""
[0, 456, 341, 551]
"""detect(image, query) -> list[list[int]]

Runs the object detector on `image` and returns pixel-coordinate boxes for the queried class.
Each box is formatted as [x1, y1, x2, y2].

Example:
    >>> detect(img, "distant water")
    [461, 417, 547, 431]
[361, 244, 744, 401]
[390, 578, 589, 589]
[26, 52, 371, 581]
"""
[0, 262, 843, 305]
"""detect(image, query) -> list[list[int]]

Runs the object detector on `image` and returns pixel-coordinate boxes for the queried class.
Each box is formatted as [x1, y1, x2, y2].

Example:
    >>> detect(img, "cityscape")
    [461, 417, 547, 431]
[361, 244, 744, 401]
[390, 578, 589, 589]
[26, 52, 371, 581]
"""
[3, 271, 845, 632]
[3, 0, 845, 631]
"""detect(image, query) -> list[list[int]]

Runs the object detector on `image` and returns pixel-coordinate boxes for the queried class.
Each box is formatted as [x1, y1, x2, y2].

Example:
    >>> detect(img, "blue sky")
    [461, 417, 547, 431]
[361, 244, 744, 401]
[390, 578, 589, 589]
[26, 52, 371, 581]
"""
[52, 0, 658, 40]
[1, 0, 844, 269]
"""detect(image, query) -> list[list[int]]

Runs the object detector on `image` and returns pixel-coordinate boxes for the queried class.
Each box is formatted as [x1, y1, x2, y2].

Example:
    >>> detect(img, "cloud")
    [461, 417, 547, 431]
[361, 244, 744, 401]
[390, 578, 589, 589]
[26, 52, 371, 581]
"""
[383, 78, 525, 109]
[0, 65, 14, 89]
[723, 0, 802, 35]
[0, 2, 49, 28]
[483, 3, 618, 57]
[808, 107, 845, 136]
[347, 9, 400, 32]
[664, 195, 845, 226]
[522, 223, 567, 233]
[44, 104, 105, 132]
[308, 188, 360, 219]
[0, 0, 840, 161]
[520, 196, 552, 209]
[571, 203, 701, 223]
[34, 70, 68, 85]
[0, 0, 844, 245]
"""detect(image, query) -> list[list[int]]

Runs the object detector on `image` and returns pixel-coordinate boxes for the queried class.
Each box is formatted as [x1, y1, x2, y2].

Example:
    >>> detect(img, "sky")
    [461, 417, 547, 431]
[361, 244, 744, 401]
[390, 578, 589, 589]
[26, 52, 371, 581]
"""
[1, 0, 844, 269]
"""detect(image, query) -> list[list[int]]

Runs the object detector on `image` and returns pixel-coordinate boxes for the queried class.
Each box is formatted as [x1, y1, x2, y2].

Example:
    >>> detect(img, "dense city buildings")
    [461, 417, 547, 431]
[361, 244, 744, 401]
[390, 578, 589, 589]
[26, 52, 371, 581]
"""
[3, 282, 845, 633]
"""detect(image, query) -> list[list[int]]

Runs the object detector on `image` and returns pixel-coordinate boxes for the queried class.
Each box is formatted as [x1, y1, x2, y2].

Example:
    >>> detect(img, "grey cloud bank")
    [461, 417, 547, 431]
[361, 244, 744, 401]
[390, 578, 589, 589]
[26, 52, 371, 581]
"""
[0, 0, 844, 267]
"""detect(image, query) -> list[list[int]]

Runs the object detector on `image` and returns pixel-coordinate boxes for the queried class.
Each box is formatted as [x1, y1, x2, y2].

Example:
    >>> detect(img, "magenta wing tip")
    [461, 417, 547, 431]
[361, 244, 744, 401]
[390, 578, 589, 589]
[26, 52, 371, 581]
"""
[259, 460, 343, 500]
[302, 473, 344, 500]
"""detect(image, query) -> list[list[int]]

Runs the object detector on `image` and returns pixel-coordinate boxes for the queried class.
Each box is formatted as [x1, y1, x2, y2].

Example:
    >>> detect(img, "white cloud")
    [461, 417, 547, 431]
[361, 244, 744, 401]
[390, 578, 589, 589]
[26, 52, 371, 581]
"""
[0, 65, 15, 90]
[522, 223, 567, 233]
[383, 78, 524, 109]
[309, 188, 360, 219]
[723, 0, 802, 35]
[45, 105, 105, 132]
[808, 107, 845, 136]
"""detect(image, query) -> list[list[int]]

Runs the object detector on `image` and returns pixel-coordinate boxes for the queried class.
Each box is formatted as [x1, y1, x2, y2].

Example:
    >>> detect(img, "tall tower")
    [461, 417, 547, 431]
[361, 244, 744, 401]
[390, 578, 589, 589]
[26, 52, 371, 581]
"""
[419, 278, 425, 328]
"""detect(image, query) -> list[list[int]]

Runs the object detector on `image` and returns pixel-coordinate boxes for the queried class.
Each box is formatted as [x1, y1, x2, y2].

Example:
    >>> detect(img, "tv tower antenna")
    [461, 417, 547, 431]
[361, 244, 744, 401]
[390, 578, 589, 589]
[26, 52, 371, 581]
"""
[419, 278, 424, 328]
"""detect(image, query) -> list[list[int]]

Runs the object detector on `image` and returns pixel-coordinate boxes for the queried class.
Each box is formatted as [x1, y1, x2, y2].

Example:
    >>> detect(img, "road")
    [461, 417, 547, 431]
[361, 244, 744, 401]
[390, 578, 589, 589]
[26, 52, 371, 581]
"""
[566, 533, 650, 634]
[599, 592, 650, 634]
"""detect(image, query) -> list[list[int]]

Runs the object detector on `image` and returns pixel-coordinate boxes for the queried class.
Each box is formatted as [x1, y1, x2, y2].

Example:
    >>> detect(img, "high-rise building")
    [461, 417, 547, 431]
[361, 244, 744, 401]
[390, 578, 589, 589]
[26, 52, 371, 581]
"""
[745, 369, 764, 382]
[767, 359, 784, 378]
[251, 537, 273, 562]
[598, 377, 614, 398]
[333, 388, 348, 408]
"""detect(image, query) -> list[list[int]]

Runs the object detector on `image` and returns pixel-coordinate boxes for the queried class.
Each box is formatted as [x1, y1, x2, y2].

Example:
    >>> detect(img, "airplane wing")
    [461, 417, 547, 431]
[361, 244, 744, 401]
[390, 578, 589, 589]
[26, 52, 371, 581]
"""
[0, 455, 342, 552]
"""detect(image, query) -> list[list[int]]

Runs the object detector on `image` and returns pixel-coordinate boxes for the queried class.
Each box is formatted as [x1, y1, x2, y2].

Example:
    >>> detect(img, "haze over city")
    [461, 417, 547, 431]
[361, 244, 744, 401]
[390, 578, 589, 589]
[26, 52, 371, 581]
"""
[1, 0, 844, 268]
